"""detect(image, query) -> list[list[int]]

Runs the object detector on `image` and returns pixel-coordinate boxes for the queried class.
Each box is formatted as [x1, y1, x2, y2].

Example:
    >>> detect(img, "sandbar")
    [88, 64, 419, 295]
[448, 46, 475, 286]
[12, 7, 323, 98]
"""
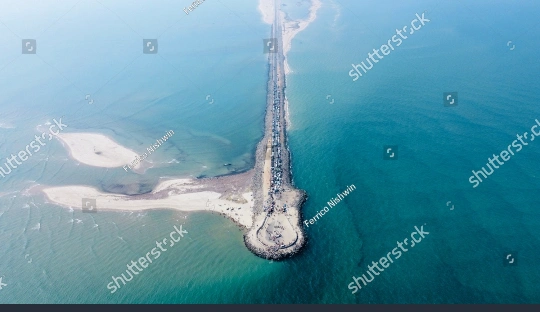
[56, 133, 142, 169]
[260, 0, 322, 75]
[42, 173, 255, 228]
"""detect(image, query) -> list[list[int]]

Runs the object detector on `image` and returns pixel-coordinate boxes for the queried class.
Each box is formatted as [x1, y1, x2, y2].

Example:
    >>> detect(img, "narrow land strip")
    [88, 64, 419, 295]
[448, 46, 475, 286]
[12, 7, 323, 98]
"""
[40, 0, 321, 260]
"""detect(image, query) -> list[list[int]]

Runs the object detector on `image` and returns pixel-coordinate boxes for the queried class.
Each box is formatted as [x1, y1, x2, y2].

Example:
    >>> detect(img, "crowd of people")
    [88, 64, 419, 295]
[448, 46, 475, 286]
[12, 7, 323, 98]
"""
[269, 84, 284, 196]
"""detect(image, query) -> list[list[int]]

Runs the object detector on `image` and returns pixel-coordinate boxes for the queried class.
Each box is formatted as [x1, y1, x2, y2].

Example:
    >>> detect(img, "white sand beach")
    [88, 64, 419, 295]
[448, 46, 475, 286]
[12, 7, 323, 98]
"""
[43, 130, 255, 228]
[57, 133, 141, 169]
[258, 0, 276, 25]
[42, 178, 254, 228]
[284, 96, 292, 130]
[258, 0, 322, 75]
[281, 0, 322, 74]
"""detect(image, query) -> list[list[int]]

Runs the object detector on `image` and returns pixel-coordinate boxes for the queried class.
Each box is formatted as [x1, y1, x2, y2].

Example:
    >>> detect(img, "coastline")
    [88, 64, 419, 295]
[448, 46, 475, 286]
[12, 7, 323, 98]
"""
[257, 0, 276, 25]
[284, 96, 292, 131]
[280, 0, 322, 74]
[56, 133, 145, 171]
[260, 0, 322, 75]
[242, 0, 314, 260]
[41, 171, 255, 228]
[39, 0, 320, 260]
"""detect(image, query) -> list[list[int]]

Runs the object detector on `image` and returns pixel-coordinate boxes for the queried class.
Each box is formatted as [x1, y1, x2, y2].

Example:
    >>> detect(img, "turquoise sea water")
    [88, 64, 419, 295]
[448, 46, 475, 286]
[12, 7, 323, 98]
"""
[1, 0, 540, 303]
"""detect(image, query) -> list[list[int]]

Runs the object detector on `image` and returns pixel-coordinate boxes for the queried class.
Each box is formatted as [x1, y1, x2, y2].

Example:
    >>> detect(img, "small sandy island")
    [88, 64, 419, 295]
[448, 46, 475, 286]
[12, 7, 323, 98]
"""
[57, 133, 142, 170]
